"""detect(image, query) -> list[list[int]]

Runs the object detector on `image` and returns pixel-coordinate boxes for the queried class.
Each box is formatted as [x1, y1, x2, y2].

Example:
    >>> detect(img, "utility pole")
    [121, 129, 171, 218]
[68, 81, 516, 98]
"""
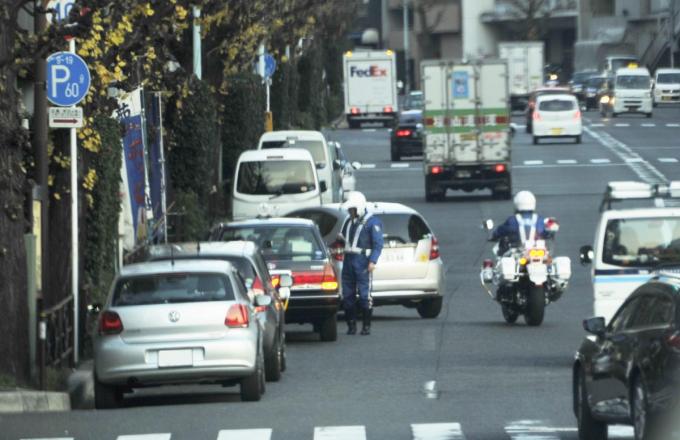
[403, 0, 410, 93]
[671, 0, 676, 68]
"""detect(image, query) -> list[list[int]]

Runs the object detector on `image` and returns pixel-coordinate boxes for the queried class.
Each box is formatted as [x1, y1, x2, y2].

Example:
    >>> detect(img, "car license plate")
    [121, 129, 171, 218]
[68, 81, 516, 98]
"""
[456, 170, 471, 178]
[158, 349, 193, 367]
[379, 249, 411, 263]
[550, 128, 563, 135]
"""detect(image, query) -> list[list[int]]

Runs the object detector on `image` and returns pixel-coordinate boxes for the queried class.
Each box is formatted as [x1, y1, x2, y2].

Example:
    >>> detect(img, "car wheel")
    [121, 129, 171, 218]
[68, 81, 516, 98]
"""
[425, 177, 445, 202]
[501, 304, 518, 324]
[575, 135, 582, 144]
[612, 112, 618, 118]
[632, 376, 656, 440]
[417, 297, 443, 319]
[533, 136, 539, 145]
[575, 367, 607, 440]
[240, 345, 265, 401]
[319, 314, 338, 342]
[280, 332, 287, 372]
[264, 334, 282, 382]
[391, 149, 401, 162]
[646, 112, 653, 118]
[94, 374, 122, 409]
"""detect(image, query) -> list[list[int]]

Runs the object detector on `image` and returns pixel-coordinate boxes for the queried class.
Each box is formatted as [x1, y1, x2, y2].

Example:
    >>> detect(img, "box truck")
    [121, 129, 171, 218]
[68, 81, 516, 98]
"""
[498, 41, 544, 111]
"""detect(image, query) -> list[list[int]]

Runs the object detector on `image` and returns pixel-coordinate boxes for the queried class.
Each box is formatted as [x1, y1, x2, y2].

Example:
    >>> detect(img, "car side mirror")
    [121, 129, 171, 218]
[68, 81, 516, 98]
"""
[87, 303, 102, 315]
[482, 219, 494, 230]
[320, 181, 328, 193]
[579, 245, 594, 265]
[254, 295, 272, 308]
[279, 274, 293, 288]
[583, 317, 606, 337]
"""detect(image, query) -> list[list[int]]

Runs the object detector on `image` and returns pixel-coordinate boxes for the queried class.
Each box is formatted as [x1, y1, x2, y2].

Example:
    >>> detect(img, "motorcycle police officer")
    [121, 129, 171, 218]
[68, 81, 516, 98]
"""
[492, 190, 547, 248]
[338, 191, 384, 335]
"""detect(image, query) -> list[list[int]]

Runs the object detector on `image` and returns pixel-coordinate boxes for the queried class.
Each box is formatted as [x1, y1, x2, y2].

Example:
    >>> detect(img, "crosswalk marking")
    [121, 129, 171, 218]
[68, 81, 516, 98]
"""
[590, 123, 605, 127]
[20, 438, 73, 440]
[216, 429, 272, 440]
[615, 123, 630, 127]
[411, 423, 465, 440]
[362, 163, 376, 169]
[556, 159, 577, 164]
[116, 435, 171, 440]
[314, 426, 366, 440]
[659, 157, 679, 163]
[523, 160, 544, 165]
[667, 123, 680, 127]
[641, 123, 656, 127]
[590, 158, 611, 163]
[625, 157, 645, 163]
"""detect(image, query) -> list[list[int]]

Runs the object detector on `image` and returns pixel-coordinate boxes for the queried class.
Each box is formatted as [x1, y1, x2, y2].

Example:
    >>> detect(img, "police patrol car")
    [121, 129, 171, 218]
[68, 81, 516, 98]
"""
[580, 181, 680, 323]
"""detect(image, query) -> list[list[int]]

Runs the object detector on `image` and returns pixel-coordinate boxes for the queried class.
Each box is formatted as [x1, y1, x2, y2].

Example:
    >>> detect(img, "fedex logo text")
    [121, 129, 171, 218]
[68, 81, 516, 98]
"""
[350, 65, 388, 77]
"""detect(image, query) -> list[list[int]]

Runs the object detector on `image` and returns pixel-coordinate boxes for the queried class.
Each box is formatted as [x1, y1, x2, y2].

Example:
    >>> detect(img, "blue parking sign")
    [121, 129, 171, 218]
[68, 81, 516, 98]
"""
[46, 52, 91, 106]
[452, 71, 469, 99]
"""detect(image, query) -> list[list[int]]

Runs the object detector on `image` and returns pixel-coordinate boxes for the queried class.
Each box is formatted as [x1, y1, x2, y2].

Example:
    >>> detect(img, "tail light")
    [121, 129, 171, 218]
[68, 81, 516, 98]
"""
[331, 241, 344, 262]
[396, 129, 412, 137]
[667, 331, 680, 350]
[350, 107, 360, 115]
[321, 265, 339, 291]
[429, 236, 440, 260]
[430, 165, 443, 175]
[271, 275, 280, 288]
[494, 164, 506, 173]
[225, 304, 250, 328]
[384, 106, 393, 113]
[291, 265, 339, 291]
[99, 311, 123, 335]
[532, 111, 542, 121]
[574, 110, 581, 120]
[483, 259, 494, 268]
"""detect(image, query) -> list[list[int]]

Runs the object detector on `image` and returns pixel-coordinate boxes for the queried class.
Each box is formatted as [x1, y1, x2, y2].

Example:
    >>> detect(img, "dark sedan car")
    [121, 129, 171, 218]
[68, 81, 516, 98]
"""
[573, 274, 680, 440]
[211, 218, 340, 342]
[584, 76, 612, 111]
[569, 69, 599, 103]
[390, 109, 423, 161]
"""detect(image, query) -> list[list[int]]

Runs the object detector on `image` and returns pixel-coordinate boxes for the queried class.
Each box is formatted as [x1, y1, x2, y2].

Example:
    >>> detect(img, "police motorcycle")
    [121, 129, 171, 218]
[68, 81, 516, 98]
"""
[480, 218, 572, 326]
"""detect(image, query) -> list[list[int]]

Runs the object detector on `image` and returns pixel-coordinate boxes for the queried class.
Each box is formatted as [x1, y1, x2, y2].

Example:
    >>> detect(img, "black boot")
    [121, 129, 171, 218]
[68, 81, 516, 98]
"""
[346, 320, 357, 335]
[360, 309, 372, 335]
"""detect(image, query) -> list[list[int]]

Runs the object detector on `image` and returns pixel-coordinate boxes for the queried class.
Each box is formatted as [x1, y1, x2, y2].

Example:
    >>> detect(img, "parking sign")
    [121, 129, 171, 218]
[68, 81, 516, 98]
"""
[46, 52, 91, 107]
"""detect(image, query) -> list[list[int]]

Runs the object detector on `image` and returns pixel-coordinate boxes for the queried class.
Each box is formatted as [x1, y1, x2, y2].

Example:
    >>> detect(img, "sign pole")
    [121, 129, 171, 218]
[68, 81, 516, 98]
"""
[68, 37, 79, 364]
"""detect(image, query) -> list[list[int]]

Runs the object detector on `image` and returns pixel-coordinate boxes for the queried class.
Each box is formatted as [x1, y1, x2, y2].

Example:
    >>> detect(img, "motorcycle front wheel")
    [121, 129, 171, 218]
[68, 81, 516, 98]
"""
[524, 285, 545, 326]
[501, 304, 519, 324]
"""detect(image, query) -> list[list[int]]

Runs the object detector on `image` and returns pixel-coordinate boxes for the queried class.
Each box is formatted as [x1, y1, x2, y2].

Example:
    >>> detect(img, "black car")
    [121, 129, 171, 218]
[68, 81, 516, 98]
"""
[573, 274, 680, 440]
[390, 109, 423, 161]
[210, 218, 340, 342]
[584, 76, 613, 111]
[569, 70, 599, 103]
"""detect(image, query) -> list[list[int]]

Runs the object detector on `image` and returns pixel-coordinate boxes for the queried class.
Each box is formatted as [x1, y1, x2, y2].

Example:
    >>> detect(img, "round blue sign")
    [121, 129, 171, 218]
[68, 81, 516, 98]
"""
[46, 51, 91, 106]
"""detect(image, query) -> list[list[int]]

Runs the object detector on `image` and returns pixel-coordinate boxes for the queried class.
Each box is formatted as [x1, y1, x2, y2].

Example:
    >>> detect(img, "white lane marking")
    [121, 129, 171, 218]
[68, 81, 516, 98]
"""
[583, 125, 668, 184]
[117, 435, 172, 440]
[641, 123, 656, 127]
[608, 425, 634, 438]
[590, 123, 605, 127]
[514, 163, 627, 169]
[590, 158, 611, 164]
[391, 163, 410, 168]
[314, 426, 366, 440]
[615, 123, 630, 127]
[361, 128, 377, 132]
[217, 429, 272, 440]
[659, 157, 679, 163]
[505, 420, 571, 439]
[626, 157, 644, 163]
[557, 159, 577, 164]
[411, 422, 465, 439]
[361, 163, 376, 169]
[667, 123, 680, 127]
[523, 160, 544, 165]
[20, 438, 74, 440]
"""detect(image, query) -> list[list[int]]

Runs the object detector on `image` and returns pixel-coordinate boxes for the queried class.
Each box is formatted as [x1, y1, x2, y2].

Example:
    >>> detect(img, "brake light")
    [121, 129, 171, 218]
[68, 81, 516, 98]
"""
[99, 311, 123, 335]
[351, 107, 360, 115]
[396, 129, 412, 137]
[494, 164, 506, 173]
[429, 236, 440, 260]
[271, 275, 280, 288]
[291, 266, 338, 291]
[574, 110, 581, 120]
[225, 304, 250, 328]
[321, 266, 339, 291]
[384, 106, 393, 113]
[430, 165, 443, 175]
[483, 259, 494, 268]
[533, 111, 542, 121]
[667, 331, 680, 350]
[331, 241, 344, 262]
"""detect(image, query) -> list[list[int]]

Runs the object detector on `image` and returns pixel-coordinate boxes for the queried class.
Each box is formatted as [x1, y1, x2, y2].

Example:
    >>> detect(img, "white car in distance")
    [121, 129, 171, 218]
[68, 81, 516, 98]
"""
[532, 93, 582, 145]
[653, 68, 680, 106]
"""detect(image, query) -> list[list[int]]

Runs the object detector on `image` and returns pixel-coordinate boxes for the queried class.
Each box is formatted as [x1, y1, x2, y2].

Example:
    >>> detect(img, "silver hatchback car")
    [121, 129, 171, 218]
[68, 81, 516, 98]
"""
[93, 259, 270, 408]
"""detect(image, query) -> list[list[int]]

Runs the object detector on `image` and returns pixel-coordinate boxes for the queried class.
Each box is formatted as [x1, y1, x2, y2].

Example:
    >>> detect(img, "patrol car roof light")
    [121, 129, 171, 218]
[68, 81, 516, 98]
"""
[668, 181, 680, 198]
[607, 181, 654, 199]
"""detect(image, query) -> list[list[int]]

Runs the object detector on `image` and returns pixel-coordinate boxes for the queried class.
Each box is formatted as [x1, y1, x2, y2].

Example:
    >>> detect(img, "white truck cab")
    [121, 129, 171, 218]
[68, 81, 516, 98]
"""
[653, 67, 680, 105]
[612, 67, 653, 117]
[580, 181, 680, 323]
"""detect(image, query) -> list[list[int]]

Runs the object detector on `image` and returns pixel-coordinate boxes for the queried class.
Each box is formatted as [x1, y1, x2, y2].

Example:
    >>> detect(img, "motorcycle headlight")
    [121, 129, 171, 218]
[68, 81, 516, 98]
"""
[600, 95, 610, 104]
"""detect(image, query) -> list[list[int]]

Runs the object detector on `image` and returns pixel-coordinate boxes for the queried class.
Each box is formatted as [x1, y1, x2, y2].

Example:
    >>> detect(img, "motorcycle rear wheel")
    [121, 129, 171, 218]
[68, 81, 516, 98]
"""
[501, 304, 519, 324]
[524, 285, 545, 326]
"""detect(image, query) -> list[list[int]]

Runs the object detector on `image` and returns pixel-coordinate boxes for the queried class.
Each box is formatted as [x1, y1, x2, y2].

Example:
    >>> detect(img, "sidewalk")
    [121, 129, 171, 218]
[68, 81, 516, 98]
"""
[0, 360, 94, 413]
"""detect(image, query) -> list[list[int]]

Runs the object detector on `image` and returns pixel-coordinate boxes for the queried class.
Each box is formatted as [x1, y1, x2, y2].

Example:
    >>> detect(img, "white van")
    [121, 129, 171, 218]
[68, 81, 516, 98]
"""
[257, 130, 344, 203]
[653, 67, 680, 105]
[580, 181, 680, 323]
[232, 149, 325, 221]
[612, 67, 653, 117]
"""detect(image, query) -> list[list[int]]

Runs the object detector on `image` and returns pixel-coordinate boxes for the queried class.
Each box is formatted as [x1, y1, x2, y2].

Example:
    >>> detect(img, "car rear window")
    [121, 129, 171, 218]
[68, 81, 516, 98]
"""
[112, 273, 235, 306]
[220, 225, 325, 261]
[236, 160, 316, 195]
[538, 99, 575, 111]
[657, 73, 680, 84]
[261, 139, 326, 166]
[380, 213, 431, 244]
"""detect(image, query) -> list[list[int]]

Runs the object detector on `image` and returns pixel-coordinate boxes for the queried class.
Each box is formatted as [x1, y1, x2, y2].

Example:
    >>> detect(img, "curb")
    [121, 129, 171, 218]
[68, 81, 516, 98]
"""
[0, 390, 70, 413]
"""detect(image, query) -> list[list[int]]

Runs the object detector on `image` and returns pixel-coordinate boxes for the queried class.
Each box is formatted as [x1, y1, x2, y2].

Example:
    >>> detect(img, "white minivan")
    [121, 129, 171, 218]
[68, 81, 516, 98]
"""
[232, 149, 325, 221]
[257, 130, 345, 204]
[653, 67, 680, 105]
[612, 67, 653, 117]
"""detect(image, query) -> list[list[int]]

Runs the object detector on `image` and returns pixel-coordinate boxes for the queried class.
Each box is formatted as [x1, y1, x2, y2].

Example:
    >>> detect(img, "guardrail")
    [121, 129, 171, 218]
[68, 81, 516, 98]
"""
[38, 295, 74, 389]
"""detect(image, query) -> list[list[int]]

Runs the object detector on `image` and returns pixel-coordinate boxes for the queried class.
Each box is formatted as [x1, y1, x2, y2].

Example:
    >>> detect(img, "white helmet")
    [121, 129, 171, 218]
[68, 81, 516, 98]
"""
[514, 190, 536, 212]
[342, 191, 367, 216]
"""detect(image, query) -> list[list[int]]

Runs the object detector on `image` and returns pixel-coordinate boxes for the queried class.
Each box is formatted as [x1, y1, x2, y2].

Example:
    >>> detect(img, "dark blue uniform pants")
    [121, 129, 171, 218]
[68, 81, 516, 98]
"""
[342, 254, 372, 321]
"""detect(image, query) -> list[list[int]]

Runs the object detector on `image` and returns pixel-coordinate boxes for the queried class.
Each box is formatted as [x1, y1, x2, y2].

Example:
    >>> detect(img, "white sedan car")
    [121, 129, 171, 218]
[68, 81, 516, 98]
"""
[532, 93, 582, 145]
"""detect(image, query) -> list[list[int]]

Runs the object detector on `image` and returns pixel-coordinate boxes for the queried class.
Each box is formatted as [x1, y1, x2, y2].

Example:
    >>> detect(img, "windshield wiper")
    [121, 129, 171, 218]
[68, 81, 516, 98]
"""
[269, 189, 285, 200]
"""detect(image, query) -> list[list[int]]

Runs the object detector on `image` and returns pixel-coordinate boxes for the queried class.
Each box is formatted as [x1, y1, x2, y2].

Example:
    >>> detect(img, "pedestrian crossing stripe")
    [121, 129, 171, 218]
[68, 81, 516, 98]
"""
[116, 435, 171, 440]
[313, 425, 366, 440]
[216, 429, 272, 440]
[411, 423, 464, 439]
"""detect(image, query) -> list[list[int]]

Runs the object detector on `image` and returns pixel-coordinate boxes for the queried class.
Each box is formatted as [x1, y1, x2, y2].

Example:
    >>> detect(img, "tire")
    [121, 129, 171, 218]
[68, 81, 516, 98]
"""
[319, 314, 338, 342]
[425, 178, 445, 202]
[525, 121, 532, 133]
[524, 285, 545, 326]
[575, 135, 582, 144]
[417, 297, 443, 319]
[94, 375, 122, 409]
[646, 112, 652, 118]
[264, 334, 282, 382]
[632, 376, 656, 440]
[501, 304, 519, 324]
[279, 332, 287, 372]
[391, 149, 401, 162]
[348, 119, 359, 129]
[533, 136, 539, 145]
[612, 112, 618, 118]
[575, 367, 608, 440]
[240, 345, 265, 401]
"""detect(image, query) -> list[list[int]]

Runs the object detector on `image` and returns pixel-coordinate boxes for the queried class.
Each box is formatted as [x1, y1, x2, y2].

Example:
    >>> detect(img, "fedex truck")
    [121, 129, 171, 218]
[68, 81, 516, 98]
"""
[343, 50, 398, 129]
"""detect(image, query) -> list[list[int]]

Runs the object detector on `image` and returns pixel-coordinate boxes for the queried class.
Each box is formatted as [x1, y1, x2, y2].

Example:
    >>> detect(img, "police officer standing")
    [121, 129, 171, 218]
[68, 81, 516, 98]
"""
[338, 191, 384, 335]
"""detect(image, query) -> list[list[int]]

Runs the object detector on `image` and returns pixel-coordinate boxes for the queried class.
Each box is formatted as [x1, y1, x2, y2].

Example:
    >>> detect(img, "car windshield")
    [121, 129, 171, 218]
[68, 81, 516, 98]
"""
[112, 273, 235, 306]
[404, 94, 423, 110]
[602, 217, 680, 267]
[572, 72, 595, 83]
[538, 99, 575, 111]
[236, 160, 316, 195]
[657, 73, 680, 84]
[261, 139, 326, 166]
[380, 213, 432, 244]
[587, 77, 607, 88]
[220, 225, 324, 261]
[616, 75, 650, 89]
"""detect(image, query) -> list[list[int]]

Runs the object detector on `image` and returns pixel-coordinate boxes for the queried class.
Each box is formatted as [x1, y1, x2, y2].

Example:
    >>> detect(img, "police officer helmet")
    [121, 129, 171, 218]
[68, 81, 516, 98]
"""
[342, 191, 368, 216]
[514, 190, 536, 212]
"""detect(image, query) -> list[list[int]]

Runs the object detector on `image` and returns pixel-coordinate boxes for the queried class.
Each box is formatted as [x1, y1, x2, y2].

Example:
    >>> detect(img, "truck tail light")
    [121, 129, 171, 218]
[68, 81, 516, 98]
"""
[351, 107, 360, 115]
[225, 304, 250, 328]
[99, 311, 124, 335]
[384, 106, 393, 113]
[430, 165, 443, 175]
[495, 164, 506, 173]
